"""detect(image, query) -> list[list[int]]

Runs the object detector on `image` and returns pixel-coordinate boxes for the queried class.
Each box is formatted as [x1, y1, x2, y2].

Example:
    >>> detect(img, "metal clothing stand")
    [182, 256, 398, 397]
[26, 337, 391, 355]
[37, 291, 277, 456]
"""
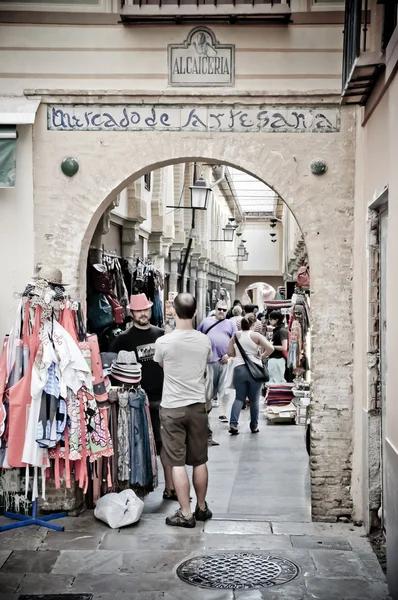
[0, 498, 67, 532]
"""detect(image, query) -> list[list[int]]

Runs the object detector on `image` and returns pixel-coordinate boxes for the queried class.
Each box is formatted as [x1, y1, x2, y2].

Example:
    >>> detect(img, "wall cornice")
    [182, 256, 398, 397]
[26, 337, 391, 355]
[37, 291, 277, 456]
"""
[24, 90, 342, 106]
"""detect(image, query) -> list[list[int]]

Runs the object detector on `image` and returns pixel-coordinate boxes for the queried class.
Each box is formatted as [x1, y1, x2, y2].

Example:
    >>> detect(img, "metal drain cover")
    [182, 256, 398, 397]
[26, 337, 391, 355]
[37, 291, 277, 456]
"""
[176, 552, 300, 589]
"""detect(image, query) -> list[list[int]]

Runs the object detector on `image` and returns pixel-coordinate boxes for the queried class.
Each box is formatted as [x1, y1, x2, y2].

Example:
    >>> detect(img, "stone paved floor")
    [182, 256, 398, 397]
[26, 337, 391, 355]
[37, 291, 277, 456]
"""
[0, 408, 391, 599]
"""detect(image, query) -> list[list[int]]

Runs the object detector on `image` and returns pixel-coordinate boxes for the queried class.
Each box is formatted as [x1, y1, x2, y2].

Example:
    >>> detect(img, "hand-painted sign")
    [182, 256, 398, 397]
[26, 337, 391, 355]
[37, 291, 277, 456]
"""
[168, 27, 234, 86]
[48, 105, 340, 133]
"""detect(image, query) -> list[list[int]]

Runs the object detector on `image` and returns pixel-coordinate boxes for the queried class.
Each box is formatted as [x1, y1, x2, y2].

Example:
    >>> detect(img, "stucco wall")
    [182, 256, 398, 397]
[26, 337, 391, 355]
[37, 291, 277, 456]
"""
[357, 74, 398, 595]
[30, 95, 356, 520]
[0, 23, 343, 95]
[361, 77, 397, 448]
[0, 125, 34, 340]
[238, 222, 283, 277]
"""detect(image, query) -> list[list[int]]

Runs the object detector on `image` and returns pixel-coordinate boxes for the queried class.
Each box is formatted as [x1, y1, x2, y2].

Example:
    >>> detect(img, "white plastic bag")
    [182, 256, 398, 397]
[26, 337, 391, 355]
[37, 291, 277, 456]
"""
[94, 489, 144, 529]
[225, 357, 236, 389]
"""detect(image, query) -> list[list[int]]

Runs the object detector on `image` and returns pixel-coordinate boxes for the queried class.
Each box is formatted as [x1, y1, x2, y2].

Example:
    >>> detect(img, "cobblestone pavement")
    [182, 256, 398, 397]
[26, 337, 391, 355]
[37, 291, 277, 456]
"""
[0, 408, 391, 599]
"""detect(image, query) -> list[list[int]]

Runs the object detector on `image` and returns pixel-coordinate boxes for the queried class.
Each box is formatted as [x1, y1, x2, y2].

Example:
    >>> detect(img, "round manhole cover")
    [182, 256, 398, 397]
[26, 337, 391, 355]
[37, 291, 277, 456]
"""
[176, 552, 300, 590]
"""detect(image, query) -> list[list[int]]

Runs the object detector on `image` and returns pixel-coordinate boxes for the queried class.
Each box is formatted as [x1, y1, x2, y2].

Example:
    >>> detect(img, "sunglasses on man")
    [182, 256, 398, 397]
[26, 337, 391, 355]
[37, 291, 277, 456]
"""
[217, 308, 227, 312]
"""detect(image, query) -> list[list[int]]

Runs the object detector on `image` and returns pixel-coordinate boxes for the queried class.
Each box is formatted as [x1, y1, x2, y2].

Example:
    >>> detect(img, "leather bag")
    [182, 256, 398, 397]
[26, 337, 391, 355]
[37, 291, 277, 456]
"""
[87, 293, 114, 329]
[106, 293, 125, 325]
[297, 264, 310, 288]
[234, 334, 269, 383]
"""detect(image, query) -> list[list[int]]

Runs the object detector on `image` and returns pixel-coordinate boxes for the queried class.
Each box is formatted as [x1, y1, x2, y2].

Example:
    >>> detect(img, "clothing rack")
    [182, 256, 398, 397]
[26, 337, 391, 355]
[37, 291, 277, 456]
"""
[102, 247, 123, 261]
[0, 498, 67, 532]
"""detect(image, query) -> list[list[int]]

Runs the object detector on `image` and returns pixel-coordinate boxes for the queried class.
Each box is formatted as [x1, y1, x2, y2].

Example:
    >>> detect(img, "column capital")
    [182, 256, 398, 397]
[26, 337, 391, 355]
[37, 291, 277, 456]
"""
[190, 252, 201, 270]
[198, 257, 209, 274]
[148, 232, 164, 258]
[170, 242, 184, 262]
[122, 221, 141, 245]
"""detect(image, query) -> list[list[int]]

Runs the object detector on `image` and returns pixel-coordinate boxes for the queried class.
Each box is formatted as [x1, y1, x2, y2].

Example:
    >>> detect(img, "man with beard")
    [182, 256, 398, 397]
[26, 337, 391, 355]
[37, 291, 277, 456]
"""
[111, 293, 175, 499]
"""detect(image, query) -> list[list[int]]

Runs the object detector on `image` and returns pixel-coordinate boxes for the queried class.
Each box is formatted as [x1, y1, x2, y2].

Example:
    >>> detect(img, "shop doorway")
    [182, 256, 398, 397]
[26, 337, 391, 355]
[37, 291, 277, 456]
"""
[84, 161, 312, 520]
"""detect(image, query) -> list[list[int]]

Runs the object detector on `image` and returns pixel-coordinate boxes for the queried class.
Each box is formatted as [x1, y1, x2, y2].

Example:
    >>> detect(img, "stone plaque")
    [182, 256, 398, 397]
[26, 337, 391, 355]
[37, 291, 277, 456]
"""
[48, 105, 340, 133]
[168, 27, 234, 87]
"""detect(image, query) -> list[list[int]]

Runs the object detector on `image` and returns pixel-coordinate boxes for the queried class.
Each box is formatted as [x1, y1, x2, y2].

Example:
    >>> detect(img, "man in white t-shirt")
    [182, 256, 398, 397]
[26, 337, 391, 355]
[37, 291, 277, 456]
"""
[154, 292, 213, 528]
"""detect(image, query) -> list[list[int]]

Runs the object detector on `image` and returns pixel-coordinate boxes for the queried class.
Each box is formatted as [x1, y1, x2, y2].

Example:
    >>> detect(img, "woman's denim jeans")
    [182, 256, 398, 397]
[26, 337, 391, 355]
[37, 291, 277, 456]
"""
[230, 364, 262, 431]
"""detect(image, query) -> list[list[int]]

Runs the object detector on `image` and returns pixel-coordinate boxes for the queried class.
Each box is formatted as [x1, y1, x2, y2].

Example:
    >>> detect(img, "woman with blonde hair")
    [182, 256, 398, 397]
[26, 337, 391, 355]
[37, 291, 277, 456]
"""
[227, 314, 273, 434]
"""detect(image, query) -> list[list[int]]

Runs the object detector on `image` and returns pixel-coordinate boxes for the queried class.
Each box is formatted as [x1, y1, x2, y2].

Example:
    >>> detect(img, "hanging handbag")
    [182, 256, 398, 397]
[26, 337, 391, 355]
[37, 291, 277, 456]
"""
[297, 263, 310, 288]
[105, 292, 125, 325]
[91, 263, 113, 294]
[234, 334, 269, 383]
[87, 293, 114, 329]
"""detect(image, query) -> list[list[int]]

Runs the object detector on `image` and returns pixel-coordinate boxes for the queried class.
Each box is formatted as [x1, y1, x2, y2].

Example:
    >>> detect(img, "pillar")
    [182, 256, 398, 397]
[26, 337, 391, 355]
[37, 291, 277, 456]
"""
[181, 249, 190, 293]
[197, 257, 209, 323]
[122, 221, 141, 262]
[189, 252, 201, 298]
[169, 243, 184, 294]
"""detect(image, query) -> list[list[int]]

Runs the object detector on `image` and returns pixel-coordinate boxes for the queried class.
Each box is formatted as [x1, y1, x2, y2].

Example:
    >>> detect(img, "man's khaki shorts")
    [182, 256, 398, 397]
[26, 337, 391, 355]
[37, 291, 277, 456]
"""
[160, 402, 208, 467]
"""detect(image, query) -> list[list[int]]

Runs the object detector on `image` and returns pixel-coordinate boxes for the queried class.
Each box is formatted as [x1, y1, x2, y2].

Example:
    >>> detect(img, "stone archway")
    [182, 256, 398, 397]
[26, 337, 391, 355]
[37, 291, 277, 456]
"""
[33, 102, 355, 520]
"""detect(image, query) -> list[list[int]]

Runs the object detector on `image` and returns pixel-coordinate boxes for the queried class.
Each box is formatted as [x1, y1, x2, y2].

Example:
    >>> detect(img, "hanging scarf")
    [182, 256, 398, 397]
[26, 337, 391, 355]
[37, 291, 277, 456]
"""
[117, 390, 130, 481]
[128, 389, 153, 488]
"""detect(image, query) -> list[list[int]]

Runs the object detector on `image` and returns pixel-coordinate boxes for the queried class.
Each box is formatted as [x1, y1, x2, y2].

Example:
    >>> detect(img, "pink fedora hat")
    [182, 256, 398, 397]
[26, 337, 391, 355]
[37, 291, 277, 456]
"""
[129, 293, 153, 311]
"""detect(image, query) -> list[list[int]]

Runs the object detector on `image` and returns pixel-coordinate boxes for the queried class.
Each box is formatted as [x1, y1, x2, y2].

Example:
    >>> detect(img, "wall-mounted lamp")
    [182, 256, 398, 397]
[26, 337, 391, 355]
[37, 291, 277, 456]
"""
[188, 175, 212, 210]
[166, 173, 212, 211]
[210, 220, 235, 242]
[237, 242, 246, 257]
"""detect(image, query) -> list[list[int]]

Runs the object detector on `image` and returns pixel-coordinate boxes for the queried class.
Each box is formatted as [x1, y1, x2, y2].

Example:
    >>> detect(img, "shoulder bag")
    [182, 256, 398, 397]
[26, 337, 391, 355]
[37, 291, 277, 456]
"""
[234, 334, 269, 383]
[205, 319, 224, 335]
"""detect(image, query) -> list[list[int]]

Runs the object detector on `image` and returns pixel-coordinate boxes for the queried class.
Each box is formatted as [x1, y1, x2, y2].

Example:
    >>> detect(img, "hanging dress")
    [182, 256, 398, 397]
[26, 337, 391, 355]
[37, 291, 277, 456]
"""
[8, 303, 42, 468]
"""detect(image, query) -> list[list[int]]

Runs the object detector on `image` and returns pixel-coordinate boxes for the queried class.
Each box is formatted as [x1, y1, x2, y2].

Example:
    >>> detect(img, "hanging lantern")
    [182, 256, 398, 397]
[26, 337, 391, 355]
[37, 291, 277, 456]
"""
[237, 242, 246, 257]
[189, 175, 212, 210]
[222, 222, 235, 242]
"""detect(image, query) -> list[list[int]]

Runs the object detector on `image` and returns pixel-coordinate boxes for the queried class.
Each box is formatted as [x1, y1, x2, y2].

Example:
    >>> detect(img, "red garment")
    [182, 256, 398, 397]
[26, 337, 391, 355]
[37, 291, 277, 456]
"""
[8, 303, 42, 468]
[88, 335, 108, 403]
[59, 306, 78, 344]
[0, 337, 8, 439]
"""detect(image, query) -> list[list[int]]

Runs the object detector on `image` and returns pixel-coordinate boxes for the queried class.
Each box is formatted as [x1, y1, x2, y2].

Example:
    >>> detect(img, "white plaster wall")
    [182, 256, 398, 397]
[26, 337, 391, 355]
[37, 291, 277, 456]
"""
[0, 125, 34, 340]
[164, 165, 176, 239]
[361, 76, 398, 449]
[0, 23, 343, 95]
[111, 187, 128, 219]
[239, 222, 283, 276]
[140, 177, 153, 233]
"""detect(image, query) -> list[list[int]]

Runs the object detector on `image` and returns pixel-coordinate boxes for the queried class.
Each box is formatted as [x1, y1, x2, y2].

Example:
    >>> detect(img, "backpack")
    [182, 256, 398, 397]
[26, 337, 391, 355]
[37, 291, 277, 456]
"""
[87, 293, 114, 329]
